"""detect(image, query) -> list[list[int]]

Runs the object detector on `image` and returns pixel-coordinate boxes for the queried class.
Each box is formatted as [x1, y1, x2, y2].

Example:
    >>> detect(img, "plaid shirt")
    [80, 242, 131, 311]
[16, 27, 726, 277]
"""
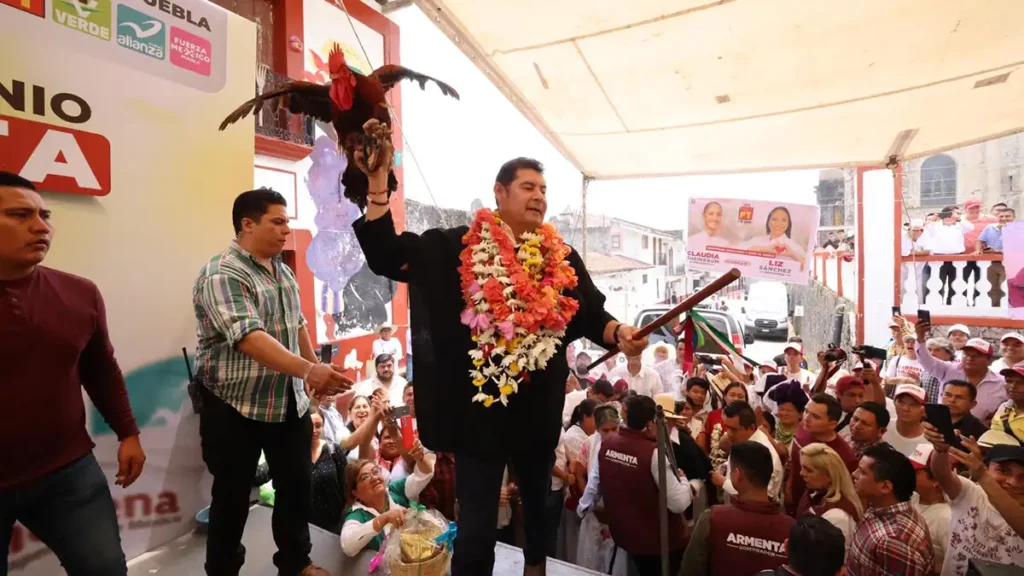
[847, 501, 933, 576]
[193, 241, 309, 422]
[920, 372, 942, 404]
[418, 452, 456, 521]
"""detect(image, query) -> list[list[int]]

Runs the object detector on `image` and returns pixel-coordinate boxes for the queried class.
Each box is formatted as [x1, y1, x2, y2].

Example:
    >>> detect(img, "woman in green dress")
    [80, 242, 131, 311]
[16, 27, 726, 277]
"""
[339, 438, 435, 556]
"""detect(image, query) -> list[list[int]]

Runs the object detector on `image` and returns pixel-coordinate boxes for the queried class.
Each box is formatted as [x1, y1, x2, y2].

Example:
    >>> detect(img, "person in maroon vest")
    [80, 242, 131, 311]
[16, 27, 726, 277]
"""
[580, 395, 691, 576]
[681, 441, 795, 575]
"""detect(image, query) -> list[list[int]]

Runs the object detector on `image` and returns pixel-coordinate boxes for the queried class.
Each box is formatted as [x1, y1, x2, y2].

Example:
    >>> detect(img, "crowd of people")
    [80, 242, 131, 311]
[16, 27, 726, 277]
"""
[901, 200, 1016, 307]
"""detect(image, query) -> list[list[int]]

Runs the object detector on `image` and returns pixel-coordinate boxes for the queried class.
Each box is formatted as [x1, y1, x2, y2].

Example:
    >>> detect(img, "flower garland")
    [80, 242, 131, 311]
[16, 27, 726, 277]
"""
[458, 209, 579, 407]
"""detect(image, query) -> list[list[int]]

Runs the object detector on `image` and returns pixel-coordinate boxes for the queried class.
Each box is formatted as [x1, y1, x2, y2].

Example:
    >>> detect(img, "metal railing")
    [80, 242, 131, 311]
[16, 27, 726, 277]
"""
[254, 69, 315, 147]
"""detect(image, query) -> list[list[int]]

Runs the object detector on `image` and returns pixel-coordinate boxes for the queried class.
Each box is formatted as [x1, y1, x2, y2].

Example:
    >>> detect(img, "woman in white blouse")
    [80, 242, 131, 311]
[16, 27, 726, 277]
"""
[688, 201, 729, 253]
[339, 442, 435, 556]
[796, 443, 863, 556]
[744, 206, 807, 271]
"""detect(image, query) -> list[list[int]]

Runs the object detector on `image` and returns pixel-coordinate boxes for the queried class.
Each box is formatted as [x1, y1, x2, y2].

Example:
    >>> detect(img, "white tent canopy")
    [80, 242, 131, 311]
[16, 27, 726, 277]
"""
[414, 0, 1024, 179]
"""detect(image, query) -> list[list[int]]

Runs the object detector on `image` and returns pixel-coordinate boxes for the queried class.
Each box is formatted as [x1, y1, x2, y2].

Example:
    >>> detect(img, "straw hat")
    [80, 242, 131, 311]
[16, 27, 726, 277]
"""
[654, 393, 684, 420]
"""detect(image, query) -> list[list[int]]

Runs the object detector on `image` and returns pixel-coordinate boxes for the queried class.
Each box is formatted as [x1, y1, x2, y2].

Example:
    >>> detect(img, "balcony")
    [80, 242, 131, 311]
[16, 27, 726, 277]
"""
[254, 69, 315, 160]
[812, 249, 857, 301]
[898, 254, 1009, 319]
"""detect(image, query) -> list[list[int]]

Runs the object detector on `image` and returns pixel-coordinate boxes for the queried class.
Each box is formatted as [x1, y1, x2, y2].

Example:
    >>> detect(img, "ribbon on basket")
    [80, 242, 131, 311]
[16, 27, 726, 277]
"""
[434, 522, 457, 551]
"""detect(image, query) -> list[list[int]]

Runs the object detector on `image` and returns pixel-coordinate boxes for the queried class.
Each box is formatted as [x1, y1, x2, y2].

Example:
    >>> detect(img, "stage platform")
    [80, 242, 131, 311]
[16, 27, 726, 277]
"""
[127, 505, 601, 575]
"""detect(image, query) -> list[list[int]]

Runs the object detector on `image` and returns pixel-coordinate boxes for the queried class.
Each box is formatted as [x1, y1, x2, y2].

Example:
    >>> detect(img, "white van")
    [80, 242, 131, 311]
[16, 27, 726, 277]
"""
[743, 281, 791, 339]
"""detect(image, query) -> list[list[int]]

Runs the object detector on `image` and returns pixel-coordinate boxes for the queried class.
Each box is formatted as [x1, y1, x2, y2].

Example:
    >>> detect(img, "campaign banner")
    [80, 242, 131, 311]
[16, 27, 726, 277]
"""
[1, 0, 254, 572]
[1004, 222, 1024, 319]
[686, 197, 820, 284]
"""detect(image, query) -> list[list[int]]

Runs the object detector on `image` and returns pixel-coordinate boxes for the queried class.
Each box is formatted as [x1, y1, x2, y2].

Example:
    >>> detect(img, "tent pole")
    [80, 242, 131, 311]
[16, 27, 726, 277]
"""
[581, 175, 592, 264]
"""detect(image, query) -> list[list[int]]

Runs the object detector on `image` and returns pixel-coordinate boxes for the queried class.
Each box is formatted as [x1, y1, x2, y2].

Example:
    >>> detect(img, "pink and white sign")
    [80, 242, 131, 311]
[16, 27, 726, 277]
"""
[686, 197, 820, 284]
[169, 26, 212, 76]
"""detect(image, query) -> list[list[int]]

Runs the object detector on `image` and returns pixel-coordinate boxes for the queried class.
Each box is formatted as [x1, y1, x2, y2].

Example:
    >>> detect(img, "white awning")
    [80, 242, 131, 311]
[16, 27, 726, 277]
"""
[414, 0, 1024, 179]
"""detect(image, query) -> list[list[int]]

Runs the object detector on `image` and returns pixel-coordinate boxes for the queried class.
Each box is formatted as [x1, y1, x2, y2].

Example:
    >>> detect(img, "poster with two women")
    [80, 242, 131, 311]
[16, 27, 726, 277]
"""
[687, 198, 820, 284]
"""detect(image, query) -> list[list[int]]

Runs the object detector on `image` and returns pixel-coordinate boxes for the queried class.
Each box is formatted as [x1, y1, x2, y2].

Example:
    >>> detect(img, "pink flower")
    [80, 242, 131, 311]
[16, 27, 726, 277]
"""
[468, 281, 481, 296]
[497, 321, 515, 341]
[460, 308, 490, 331]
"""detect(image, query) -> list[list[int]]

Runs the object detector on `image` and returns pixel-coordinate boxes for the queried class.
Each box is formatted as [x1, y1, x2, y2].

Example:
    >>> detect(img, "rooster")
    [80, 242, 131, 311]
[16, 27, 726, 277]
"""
[219, 44, 459, 209]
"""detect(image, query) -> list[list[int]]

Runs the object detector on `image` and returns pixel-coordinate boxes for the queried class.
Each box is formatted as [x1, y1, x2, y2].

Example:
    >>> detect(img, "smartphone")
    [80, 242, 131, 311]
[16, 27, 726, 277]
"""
[925, 403, 962, 450]
[918, 309, 931, 324]
[319, 344, 333, 364]
[390, 405, 412, 419]
[399, 414, 418, 450]
[892, 306, 901, 316]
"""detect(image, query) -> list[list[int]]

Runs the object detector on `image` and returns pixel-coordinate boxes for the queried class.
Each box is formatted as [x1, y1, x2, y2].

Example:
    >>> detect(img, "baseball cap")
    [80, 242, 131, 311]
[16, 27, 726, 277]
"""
[978, 430, 1022, 449]
[888, 319, 900, 328]
[985, 445, 1024, 465]
[908, 443, 935, 471]
[784, 343, 802, 354]
[760, 361, 778, 372]
[910, 218, 925, 229]
[612, 379, 629, 395]
[947, 324, 970, 337]
[965, 199, 983, 209]
[1001, 363, 1024, 379]
[894, 384, 926, 404]
[834, 375, 864, 396]
[1002, 332, 1024, 344]
[963, 338, 994, 356]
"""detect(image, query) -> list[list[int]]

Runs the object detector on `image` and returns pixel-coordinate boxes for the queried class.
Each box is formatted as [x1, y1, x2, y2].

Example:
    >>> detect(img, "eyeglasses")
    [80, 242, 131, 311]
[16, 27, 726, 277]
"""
[358, 466, 382, 484]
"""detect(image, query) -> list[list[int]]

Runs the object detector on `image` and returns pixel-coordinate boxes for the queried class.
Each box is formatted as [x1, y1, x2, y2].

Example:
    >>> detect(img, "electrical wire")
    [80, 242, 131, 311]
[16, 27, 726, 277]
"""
[333, 0, 449, 228]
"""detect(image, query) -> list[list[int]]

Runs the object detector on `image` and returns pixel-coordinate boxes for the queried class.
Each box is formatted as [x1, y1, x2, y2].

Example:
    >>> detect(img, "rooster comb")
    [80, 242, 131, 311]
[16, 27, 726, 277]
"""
[328, 43, 346, 67]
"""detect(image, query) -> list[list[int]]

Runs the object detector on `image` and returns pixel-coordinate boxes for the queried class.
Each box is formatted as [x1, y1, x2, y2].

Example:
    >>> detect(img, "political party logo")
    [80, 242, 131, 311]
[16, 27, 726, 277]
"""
[169, 26, 211, 76]
[89, 356, 191, 436]
[738, 203, 754, 224]
[117, 4, 165, 60]
[1, 0, 45, 18]
[53, 0, 111, 40]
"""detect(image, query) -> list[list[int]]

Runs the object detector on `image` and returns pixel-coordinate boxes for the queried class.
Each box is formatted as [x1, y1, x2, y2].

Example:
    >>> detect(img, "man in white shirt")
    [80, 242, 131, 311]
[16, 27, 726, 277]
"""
[883, 384, 928, 457]
[711, 401, 784, 501]
[908, 443, 950, 575]
[353, 353, 407, 408]
[947, 324, 970, 360]
[925, 213, 972, 304]
[885, 334, 925, 386]
[610, 353, 662, 398]
[902, 219, 931, 305]
[991, 332, 1024, 373]
[371, 323, 403, 361]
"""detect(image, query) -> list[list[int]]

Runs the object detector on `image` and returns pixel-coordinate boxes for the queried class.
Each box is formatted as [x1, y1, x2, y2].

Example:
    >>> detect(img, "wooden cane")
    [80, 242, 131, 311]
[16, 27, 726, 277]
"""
[586, 268, 742, 371]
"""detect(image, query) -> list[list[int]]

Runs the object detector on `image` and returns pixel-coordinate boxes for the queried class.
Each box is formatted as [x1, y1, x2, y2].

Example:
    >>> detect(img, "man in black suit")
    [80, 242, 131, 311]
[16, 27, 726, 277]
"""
[353, 144, 646, 575]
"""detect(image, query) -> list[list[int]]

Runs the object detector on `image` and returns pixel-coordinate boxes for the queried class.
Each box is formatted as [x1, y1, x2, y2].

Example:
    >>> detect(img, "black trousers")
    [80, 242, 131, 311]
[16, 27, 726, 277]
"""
[630, 550, 683, 576]
[939, 262, 958, 304]
[451, 451, 553, 575]
[199, 385, 313, 576]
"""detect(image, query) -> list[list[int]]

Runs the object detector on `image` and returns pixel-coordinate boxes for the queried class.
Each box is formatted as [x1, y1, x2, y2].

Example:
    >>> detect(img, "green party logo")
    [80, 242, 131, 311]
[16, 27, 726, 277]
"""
[54, 0, 111, 41]
[117, 4, 166, 60]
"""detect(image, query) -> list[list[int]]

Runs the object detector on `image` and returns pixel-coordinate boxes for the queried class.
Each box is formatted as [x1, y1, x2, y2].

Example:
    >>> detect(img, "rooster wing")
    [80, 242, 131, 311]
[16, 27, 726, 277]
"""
[219, 81, 334, 131]
[371, 65, 461, 100]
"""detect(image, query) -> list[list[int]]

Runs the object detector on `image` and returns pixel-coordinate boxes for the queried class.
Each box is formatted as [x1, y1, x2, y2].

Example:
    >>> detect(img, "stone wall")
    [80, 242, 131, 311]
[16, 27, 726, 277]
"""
[789, 280, 855, 371]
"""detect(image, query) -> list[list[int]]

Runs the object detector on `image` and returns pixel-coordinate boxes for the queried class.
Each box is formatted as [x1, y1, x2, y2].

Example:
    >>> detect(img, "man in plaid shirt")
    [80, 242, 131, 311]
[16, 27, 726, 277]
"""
[849, 443, 934, 576]
[193, 189, 353, 576]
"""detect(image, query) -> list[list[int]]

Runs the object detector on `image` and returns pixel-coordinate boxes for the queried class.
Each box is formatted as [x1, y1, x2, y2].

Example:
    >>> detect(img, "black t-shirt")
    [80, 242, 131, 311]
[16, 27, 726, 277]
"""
[953, 412, 988, 442]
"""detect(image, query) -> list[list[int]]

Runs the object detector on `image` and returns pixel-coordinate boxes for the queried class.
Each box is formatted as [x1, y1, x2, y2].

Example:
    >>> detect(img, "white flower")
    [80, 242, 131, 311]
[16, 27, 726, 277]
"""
[472, 392, 490, 403]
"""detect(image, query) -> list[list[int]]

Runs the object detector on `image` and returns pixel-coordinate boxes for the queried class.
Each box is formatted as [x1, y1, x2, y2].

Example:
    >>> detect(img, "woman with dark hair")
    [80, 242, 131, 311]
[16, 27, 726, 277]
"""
[744, 206, 807, 270]
[767, 380, 808, 457]
[553, 399, 598, 562]
[688, 201, 730, 252]
[339, 447, 435, 557]
[345, 395, 378, 462]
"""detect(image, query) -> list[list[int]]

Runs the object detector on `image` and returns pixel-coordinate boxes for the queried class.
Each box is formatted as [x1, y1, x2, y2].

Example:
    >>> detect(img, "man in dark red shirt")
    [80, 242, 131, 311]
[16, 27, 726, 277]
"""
[787, 393, 858, 515]
[0, 171, 145, 575]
